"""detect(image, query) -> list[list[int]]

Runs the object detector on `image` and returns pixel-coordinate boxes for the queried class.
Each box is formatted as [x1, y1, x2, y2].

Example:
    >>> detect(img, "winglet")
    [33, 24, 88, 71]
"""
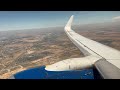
[64, 15, 74, 31]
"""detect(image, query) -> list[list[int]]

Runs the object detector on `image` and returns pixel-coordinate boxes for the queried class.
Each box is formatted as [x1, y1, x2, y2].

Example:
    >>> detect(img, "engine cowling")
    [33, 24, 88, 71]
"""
[45, 55, 101, 71]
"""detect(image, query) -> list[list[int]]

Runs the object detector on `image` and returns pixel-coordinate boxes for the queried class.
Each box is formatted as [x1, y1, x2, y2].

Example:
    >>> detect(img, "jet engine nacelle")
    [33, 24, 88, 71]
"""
[45, 55, 100, 71]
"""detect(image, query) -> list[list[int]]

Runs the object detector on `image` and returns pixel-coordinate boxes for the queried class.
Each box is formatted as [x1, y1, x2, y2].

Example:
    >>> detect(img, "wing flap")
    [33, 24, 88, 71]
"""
[94, 59, 120, 79]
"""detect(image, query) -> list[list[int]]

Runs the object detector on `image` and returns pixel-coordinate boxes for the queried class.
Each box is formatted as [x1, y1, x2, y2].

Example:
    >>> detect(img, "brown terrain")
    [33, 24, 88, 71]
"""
[0, 21, 120, 79]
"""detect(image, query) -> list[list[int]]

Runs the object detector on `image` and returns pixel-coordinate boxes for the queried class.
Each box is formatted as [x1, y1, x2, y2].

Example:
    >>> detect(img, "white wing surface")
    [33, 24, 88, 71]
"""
[64, 15, 120, 69]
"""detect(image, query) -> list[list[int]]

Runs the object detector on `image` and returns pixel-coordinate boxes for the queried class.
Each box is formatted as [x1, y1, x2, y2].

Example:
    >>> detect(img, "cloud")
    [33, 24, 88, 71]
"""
[112, 16, 120, 20]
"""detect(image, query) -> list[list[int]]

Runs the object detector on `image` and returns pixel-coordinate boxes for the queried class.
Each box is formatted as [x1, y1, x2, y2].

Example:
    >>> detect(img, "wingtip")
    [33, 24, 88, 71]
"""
[71, 15, 74, 18]
[64, 15, 74, 30]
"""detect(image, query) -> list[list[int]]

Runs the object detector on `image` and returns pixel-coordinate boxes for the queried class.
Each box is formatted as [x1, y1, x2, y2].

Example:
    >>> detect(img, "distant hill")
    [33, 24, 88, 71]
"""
[73, 20, 120, 32]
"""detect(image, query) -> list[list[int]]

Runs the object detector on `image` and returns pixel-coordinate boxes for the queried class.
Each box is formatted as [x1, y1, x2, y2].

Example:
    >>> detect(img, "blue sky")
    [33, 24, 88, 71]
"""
[0, 11, 120, 31]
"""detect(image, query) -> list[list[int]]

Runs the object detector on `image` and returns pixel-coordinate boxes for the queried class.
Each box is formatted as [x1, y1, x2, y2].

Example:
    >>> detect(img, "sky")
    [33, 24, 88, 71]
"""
[0, 11, 120, 31]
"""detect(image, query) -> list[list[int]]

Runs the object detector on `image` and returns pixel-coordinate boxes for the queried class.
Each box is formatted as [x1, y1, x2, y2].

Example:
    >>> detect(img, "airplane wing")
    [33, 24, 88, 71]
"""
[9, 15, 120, 79]
[64, 15, 120, 70]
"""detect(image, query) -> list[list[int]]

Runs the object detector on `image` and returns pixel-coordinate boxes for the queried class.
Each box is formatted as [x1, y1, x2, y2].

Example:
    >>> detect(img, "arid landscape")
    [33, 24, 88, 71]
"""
[0, 20, 120, 79]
